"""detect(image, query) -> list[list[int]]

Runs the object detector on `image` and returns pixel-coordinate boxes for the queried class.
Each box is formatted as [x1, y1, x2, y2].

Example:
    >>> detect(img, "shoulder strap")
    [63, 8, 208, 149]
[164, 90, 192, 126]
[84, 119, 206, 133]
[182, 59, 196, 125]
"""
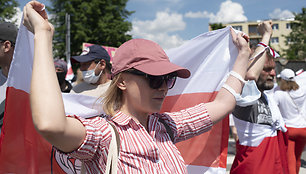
[159, 118, 174, 142]
[81, 121, 120, 174]
[105, 121, 120, 174]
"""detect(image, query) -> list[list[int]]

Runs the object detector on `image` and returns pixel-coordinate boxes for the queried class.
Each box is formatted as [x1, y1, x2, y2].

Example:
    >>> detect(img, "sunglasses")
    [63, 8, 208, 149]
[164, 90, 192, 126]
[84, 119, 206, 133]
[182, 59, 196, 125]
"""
[125, 69, 177, 89]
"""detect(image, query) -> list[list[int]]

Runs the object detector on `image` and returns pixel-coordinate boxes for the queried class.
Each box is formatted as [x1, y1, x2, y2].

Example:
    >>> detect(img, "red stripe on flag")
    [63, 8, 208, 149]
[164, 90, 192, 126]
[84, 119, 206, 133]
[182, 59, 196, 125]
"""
[67, 67, 74, 76]
[0, 87, 66, 173]
[231, 131, 289, 174]
[161, 92, 229, 168]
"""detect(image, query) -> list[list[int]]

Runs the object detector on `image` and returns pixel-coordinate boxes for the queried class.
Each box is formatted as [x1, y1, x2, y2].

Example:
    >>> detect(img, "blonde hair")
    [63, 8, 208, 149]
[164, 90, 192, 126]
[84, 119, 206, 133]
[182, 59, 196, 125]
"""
[280, 79, 299, 91]
[101, 73, 123, 116]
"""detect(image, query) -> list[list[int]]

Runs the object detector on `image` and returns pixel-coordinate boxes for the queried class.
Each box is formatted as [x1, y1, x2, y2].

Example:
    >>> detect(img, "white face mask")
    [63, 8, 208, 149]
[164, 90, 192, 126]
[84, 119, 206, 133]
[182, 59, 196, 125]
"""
[223, 80, 261, 107]
[236, 80, 261, 107]
[82, 63, 103, 84]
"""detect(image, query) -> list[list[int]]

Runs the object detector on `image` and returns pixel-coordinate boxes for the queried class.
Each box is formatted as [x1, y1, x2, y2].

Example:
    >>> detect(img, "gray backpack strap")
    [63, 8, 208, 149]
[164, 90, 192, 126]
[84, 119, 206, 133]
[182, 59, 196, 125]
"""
[81, 121, 120, 174]
[159, 118, 174, 142]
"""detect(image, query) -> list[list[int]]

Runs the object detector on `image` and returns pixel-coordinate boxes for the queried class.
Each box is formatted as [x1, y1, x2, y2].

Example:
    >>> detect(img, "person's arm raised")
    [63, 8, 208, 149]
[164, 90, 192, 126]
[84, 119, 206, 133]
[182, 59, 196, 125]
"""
[246, 20, 273, 81]
[205, 29, 251, 124]
[24, 1, 85, 152]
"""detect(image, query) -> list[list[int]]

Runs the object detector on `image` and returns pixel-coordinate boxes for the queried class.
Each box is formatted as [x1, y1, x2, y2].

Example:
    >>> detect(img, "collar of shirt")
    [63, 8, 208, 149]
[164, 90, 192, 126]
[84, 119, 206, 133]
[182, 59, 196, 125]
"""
[111, 111, 161, 126]
[111, 111, 156, 127]
[110, 111, 132, 126]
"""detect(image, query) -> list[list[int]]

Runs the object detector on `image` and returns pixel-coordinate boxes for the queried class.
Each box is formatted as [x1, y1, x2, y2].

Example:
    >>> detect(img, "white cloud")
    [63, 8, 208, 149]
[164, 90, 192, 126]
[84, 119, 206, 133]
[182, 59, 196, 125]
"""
[185, 0, 247, 23]
[129, 9, 186, 49]
[10, 7, 23, 27]
[269, 8, 294, 20]
[185, 11, 214, 19]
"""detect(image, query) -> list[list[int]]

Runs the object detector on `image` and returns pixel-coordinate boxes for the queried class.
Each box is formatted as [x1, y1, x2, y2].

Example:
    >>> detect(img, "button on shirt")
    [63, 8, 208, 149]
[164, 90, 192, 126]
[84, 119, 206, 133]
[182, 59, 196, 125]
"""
[60, 103, 212, 173]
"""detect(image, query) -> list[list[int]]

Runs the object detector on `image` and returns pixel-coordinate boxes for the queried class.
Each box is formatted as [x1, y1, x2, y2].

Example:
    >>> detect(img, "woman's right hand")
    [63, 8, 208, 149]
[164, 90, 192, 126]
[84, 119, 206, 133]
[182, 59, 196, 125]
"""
[23, 1, 54, 35]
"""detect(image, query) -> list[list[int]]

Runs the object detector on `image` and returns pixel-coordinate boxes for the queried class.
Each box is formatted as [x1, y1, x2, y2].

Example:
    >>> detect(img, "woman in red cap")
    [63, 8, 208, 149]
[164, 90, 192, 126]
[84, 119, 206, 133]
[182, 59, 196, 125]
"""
[24, 1, 251, 173]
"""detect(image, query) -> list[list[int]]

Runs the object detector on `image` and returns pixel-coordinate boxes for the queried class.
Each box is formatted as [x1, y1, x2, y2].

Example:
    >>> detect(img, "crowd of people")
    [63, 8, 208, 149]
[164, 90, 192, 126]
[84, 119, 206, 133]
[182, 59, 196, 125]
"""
[0, 1, 305, 173]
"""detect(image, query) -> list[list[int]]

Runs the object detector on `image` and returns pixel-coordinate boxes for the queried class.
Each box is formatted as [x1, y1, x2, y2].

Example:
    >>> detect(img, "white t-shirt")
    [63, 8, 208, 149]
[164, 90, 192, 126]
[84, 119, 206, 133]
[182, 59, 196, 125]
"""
[71, 81, 111, 98]
[274, 86, 306, 128]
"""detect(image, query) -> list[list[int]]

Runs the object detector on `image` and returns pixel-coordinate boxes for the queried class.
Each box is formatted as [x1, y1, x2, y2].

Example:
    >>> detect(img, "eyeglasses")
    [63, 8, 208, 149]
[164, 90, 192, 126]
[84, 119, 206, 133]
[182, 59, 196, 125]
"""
[125, 69, 177, 89]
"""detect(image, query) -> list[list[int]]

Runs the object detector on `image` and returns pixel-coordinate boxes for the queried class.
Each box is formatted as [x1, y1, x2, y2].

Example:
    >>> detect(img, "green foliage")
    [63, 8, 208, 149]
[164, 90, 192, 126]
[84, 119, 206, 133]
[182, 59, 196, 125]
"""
[0, 0, 19, 23]
[48, 0, 133, 58]
[284, 8, 306, 60]
[209, 23, 225, 31]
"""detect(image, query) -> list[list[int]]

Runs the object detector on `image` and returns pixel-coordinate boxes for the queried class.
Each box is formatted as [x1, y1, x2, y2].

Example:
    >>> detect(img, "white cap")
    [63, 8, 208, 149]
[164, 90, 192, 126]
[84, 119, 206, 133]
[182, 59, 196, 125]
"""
[280, 69, 295, 81]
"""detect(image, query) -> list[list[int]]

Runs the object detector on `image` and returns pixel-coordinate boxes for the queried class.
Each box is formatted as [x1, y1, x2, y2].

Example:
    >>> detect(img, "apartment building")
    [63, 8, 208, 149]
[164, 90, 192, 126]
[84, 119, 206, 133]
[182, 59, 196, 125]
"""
[209, 19, 295, 55]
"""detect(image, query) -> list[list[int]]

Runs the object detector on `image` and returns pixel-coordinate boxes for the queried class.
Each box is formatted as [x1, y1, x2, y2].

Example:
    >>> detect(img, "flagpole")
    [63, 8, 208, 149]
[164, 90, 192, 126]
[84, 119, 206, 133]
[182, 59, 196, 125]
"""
[65, 13, 70, 62]
[65, 13, 74, 81]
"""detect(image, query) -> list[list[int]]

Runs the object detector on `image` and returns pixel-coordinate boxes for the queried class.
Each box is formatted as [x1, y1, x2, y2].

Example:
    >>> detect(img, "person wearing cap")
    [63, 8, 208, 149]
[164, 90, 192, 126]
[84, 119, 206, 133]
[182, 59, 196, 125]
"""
[24, 1, 252, 173]
[274, 68, 306, 174]
[230, 21, 290, 174]
[54, 58, 73, 93]
[70, 44, 112, 98]
[0, 22, 18, 132]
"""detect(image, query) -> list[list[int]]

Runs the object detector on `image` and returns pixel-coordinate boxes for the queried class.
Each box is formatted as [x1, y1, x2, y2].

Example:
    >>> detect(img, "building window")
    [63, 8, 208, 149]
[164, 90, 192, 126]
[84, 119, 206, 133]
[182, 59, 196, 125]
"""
[233, 26, 242, 31]
[271, 37, 279, 44]
[272, 24, 279, 30]
[248, 25, 259, 36]
[249, 39, 260, 51]
[287, 38, 293, 44]
[286, 23, 291, 29]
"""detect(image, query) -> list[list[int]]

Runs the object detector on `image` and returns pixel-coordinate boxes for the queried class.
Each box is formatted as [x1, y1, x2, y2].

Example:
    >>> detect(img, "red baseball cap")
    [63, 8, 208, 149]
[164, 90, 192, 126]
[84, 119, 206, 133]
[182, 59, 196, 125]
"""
[111, 39, 190, 78]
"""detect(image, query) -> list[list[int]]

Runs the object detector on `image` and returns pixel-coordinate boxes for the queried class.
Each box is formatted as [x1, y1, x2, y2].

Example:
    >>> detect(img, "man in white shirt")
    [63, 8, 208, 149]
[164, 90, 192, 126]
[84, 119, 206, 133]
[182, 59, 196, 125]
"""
[71, 44, 112, 98]
[0, 22, 18, 132]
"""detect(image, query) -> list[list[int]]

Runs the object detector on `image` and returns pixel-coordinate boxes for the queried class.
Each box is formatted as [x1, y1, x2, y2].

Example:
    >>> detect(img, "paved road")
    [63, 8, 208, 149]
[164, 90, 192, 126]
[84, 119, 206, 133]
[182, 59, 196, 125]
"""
[226, 138, 306, 174]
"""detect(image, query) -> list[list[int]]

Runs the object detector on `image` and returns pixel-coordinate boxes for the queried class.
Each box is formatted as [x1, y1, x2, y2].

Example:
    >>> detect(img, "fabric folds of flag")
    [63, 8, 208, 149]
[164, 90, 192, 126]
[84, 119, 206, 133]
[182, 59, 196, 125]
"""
[0, 21, 66, 173]
[163, 26, 238, 173]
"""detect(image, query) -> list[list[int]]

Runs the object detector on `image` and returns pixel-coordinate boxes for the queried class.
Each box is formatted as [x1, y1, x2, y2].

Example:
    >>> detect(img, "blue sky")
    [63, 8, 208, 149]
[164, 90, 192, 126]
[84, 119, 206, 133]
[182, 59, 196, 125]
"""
[16, 0, 305, 49]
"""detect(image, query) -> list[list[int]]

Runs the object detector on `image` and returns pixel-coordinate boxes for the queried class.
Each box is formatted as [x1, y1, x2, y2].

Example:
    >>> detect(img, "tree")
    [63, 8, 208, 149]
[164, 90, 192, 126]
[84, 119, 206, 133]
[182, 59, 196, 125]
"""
[48, 0, 133, 58]
[0, 0, 19, 22]
[209, 23, 225, 31]
[284, 8, 306, 60]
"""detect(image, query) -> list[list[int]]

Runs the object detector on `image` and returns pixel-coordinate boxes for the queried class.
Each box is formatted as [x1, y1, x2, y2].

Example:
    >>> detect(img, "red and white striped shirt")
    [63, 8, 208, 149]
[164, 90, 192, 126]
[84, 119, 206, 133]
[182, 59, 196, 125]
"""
[61, 103, 212, 173]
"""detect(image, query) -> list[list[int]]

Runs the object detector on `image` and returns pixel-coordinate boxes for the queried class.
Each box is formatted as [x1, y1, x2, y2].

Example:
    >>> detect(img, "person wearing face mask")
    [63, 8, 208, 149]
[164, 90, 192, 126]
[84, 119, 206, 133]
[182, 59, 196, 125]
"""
[230, 21, 289, 174]
[70, 44, 112, 97]
[54, 58, 72, 93]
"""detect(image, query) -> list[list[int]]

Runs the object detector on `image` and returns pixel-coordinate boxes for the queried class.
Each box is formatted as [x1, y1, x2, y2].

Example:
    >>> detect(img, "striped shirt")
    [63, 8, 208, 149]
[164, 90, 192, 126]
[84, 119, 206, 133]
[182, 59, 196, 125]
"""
[61, 103, 212, 173]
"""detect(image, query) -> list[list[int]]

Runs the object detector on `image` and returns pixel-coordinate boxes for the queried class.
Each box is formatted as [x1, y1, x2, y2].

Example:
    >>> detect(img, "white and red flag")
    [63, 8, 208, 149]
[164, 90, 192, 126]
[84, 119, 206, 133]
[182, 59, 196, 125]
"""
[0, 19, 67, 173]
[65, 56, 74, 82]
[0, 17, 239, 173]
[164, 27, 237, 173]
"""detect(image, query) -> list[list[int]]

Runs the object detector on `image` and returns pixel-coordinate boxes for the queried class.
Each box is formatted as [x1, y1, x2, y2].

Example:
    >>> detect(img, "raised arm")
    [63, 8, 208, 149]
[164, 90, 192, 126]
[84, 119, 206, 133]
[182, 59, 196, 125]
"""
[24, 1, 85, 152]
[246, 21, 273, 81]
[205, 29, 251, 124]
